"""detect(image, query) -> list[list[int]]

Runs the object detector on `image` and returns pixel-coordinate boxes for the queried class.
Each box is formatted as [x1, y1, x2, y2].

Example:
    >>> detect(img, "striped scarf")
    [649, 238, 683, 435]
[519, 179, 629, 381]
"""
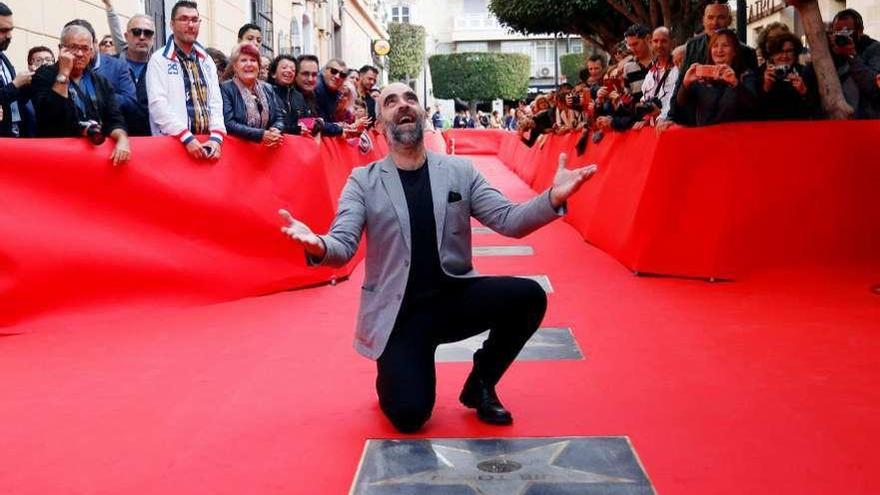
[177, 47, 210, 134]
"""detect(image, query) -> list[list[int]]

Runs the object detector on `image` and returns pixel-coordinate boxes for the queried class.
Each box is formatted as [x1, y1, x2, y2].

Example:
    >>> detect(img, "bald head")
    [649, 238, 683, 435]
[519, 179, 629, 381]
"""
[378, 82, 425, 147]
[651, 26, 672, 59]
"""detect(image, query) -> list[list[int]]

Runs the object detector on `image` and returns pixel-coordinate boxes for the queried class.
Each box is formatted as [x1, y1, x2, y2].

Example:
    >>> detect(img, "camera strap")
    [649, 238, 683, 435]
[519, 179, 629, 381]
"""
[648, 62, 673, 100]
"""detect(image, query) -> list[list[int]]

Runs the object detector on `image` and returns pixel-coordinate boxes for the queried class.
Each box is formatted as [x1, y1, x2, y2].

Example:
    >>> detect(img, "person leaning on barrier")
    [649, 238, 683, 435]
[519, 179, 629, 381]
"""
[634, 27, 680, 130]
[268, 54, 307, 135]
[676, 29, 757, 127]
[147, 0, 226, 160]
[31, 24, 130, 165]
[17, 46, 54, 138]
[757, 32, 820, 121]
[829, 9, 880, 119]
[64, 19, 138, 122]
[667, 0, 757, 127]
[220, 42, 284, 147]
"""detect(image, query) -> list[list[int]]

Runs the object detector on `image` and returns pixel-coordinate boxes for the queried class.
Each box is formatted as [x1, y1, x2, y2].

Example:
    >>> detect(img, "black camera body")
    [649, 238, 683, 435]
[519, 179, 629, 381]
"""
[78, 120, 105, 145]
[570, 95, 582, 109]
[531, 109, 555, 134]
[634, 97, 662, 120]
[834, 28, 854, 47]
[773, 64, 795, 80]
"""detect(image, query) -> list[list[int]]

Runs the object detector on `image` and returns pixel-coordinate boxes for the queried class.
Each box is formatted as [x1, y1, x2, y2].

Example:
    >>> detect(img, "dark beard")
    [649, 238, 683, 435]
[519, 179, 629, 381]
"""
[0, 39, 10, 52]
[388, 117, 424, 146]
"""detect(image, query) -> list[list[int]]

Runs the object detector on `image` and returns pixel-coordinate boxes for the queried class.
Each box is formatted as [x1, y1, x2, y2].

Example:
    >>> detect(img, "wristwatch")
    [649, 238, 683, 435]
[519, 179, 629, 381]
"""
[55, 74, 69, 84]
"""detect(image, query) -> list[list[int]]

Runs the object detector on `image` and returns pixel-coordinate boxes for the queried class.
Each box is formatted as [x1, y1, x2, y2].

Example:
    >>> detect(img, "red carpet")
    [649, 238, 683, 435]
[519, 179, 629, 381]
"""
[0, 156, 877, 494]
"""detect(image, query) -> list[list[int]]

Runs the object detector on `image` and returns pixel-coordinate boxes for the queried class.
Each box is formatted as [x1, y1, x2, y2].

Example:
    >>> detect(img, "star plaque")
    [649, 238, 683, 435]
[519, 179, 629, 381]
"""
[350, 437, 655, 494]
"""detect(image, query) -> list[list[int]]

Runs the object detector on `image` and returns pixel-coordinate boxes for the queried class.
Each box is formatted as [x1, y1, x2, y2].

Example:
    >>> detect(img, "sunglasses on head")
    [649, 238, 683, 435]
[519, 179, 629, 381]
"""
[130, 28, 155, 38]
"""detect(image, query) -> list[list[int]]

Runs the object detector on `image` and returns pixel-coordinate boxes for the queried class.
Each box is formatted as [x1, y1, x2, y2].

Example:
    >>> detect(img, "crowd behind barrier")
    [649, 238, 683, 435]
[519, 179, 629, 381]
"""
[446, 124, 880, 280]
[0, 131, 442, 327]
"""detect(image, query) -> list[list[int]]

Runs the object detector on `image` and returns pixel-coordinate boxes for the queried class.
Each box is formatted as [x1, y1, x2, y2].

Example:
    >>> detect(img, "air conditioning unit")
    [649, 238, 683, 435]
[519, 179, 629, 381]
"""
[539, 67, 551, 77]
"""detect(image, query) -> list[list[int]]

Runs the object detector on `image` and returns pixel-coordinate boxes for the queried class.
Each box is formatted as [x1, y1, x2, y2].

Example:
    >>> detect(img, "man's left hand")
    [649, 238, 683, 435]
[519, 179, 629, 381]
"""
[549, 153, 598, 209]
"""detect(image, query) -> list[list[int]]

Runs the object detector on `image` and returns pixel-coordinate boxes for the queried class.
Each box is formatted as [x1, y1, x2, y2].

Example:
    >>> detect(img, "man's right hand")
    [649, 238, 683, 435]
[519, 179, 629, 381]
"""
[185, 139, 208, 160]
[58, 48, 75, 77]
[279, 209, 325, 259]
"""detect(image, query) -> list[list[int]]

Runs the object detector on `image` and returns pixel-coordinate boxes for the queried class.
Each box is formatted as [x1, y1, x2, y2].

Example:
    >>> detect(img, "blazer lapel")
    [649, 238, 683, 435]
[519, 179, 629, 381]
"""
[379, 156, 411, 250]
[428, 151, 448, 246]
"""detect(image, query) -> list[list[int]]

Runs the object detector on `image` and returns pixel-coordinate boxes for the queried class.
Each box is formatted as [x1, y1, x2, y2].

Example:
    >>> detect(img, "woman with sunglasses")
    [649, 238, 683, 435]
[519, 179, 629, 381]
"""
[220, 43, 284, 147]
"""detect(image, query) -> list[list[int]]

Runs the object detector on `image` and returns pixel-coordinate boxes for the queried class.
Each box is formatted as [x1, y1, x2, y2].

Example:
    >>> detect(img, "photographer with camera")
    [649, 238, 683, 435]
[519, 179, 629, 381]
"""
[32, 24, 130, 165]
[518, 94, 555, 147]
[757, 32, 819, 120]
[676, 29, 757, 127]
[829, 9, 880, 119]
[634, 27, 679, 130]
[556, 83, 584, 134]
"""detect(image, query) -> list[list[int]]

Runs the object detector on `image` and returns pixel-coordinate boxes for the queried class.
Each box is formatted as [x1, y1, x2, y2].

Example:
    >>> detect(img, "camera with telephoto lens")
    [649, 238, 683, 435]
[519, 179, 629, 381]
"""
[834, 28, 854, 47]
[634, 97, 662, 120]
[78, 120, 105, 145]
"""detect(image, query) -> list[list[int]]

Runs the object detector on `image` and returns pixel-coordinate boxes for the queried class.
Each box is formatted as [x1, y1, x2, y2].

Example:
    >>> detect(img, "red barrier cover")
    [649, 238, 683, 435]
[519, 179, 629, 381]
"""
[443, 128, 508, 155]
[450, 124, 880, 279]
[0, 133, 401, 327]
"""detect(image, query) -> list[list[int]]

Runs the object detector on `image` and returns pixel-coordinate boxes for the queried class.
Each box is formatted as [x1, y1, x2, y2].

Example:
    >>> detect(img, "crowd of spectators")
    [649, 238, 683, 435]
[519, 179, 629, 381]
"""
[0, 0, 381, 164]
[510, 1, 880, 149]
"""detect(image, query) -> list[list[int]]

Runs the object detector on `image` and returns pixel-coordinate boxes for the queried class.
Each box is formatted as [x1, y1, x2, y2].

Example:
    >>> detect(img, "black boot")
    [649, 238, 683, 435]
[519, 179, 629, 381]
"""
[459, 372, 513, 425]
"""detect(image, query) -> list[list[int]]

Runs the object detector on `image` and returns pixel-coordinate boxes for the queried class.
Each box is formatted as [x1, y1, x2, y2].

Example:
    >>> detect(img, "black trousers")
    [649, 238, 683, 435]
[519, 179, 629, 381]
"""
[376, 276, 547, 432]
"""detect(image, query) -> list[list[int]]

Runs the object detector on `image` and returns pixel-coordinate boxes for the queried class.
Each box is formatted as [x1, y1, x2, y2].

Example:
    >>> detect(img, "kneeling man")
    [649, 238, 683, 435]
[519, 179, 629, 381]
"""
[280, 83, 597, 432]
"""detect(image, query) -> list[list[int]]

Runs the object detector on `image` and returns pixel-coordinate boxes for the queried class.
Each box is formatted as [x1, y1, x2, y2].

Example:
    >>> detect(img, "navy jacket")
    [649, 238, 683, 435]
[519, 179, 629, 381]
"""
[220, 79, 285, 142]
[116, 50, 151, 136]
[311, 74, 343, 136]
[94, 53, 138, 118]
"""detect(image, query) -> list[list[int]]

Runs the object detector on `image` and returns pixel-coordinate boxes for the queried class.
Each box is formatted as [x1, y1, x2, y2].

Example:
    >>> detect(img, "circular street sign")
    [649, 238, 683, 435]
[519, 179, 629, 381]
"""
[373, 39, 391, 56]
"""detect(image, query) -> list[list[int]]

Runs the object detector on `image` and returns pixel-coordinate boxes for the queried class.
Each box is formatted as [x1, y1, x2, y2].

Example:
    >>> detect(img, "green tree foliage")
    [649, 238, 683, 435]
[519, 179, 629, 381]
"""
[429, 52, 530, 103]
[489, 0, 702, 52]
[387, 22, 426, 82]
[560, 53, 585, 85]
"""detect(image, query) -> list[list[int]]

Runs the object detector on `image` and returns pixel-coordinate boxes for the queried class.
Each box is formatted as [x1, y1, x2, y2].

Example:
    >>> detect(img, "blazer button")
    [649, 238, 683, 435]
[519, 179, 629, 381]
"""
[404, 260, 410, 267]
[396, 294, 402, 300]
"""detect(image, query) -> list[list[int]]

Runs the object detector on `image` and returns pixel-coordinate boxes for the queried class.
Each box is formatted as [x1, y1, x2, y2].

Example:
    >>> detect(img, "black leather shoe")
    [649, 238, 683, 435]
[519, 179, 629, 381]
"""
[459, 373, 513, 425]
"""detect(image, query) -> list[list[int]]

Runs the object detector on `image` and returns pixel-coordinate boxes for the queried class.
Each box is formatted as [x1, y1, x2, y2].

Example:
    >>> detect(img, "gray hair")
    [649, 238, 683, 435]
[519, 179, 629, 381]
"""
[127, 14, 155, 30]
[60, 24, 92, 43]
[323, 58, 346, 70]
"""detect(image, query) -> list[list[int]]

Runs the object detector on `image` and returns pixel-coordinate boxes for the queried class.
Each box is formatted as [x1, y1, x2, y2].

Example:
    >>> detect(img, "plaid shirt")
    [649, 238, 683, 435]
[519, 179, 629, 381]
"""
[175, 45, 211, 135]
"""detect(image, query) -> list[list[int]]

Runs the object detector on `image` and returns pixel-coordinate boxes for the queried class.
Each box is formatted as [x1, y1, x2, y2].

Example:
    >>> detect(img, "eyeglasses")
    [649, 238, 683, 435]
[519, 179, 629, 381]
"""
[174, 16, 202, 25]
[62, 44, 93, 54]
[130, 28, 155, 38]
[326, 67, 344, 77]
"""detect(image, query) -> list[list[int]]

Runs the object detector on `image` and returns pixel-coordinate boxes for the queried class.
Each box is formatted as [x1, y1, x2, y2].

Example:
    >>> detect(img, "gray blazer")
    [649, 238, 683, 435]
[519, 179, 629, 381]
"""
[313, 150, 562, 359]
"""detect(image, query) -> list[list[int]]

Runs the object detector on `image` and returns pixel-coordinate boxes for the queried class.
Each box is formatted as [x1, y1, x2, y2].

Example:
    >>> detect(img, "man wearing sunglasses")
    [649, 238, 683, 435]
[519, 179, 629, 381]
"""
[311, 58, 347, 136]
[115, 15, 156, 135]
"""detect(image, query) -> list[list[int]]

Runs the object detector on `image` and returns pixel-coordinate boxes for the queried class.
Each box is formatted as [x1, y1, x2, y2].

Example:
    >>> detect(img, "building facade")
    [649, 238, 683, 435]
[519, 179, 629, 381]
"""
[745, 0, 880, 51]
[387, 0, 585, 109]
[2, 0, 387, 76]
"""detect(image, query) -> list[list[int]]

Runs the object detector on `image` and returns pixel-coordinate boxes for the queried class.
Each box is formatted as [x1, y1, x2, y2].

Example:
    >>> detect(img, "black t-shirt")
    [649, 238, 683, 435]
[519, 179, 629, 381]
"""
[398, 162, 449, 302]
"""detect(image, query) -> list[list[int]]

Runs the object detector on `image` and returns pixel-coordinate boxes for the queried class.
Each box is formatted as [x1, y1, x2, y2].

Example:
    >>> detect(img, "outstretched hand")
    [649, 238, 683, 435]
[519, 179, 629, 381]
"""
[279, 209, 326, 258]
[549, 153, 598, 209]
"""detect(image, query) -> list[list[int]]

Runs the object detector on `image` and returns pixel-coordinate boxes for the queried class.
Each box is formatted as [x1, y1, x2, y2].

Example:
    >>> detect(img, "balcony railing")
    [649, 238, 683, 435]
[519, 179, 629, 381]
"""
[748, 0, 786, 24]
